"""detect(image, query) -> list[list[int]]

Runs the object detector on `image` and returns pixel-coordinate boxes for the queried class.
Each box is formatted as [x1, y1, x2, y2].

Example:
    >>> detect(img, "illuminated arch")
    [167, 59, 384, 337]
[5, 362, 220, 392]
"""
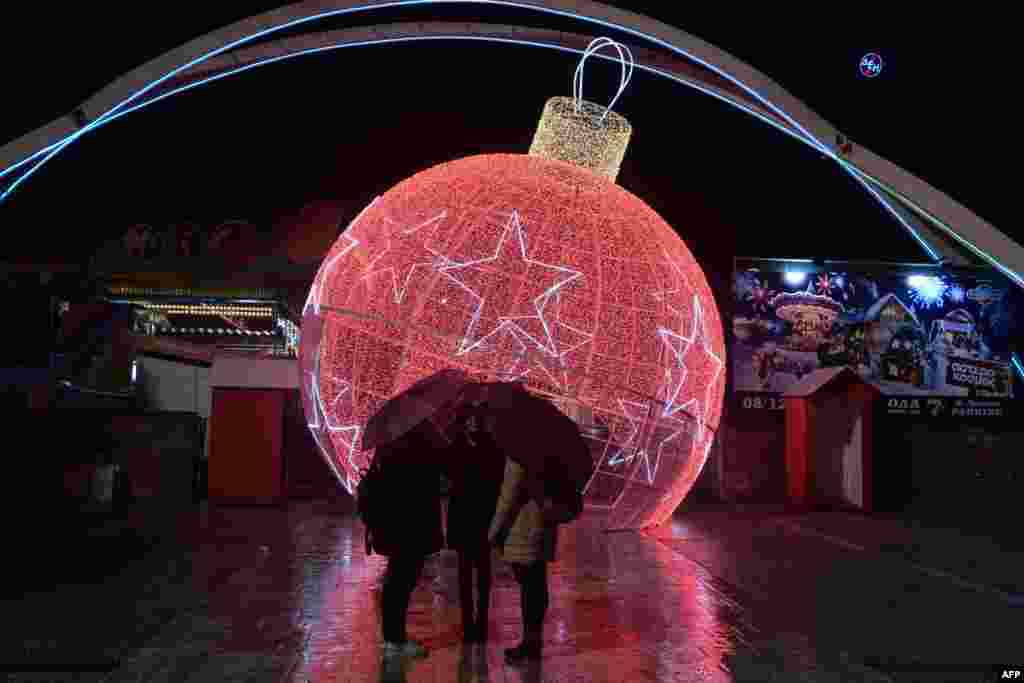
[1, 0, 1022, 287]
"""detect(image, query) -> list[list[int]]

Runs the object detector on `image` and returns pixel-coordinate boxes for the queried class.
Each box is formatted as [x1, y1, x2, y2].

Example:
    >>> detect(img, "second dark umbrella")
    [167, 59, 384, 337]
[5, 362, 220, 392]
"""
[481, 381, 593, 501]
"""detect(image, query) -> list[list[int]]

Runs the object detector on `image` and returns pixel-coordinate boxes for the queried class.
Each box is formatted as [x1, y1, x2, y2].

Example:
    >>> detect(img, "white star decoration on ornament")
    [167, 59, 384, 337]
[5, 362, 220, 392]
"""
[439, 210, 582, 357]
[512, 290, 594, 393]
[683, 298, 723, 441]
[656, 293, 723, 442]
[614, 400, 649, 458]
[489, 327, 532, 381]
[361, 211, 451, 305]
[305, 359, 351, 492]
[304, 234, 358, 318]
[651, 248, 695, 321]
[305, 348, 361, 493]
[527, 340, 571, 389]
[607, 399, 660, 484]
[656, 314, 698, 419]
[303, 198, 380, 317]
[322, 375, 358, 432]
[652, 252, 699, 416]
[655, 412, 692, 484]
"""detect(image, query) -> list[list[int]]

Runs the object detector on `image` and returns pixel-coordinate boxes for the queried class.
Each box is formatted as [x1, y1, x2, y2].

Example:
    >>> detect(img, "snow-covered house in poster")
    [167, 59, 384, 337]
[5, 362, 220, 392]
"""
[864, 293, 920, 328]
[862, 293, 929, 388]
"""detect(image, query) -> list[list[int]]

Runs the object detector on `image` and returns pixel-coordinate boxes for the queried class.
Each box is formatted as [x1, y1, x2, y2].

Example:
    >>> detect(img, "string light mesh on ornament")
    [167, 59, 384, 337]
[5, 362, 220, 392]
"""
[299, 38, 724, 529]
[529, 96, 632, 183]
[298, 153, 726, 530]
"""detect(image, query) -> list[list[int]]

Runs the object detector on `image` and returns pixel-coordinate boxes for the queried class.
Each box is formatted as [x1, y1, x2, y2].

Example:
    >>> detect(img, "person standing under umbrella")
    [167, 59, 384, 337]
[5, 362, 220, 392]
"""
[487, 455, 561, 663]
[445, 391, 505, 643]
[483, 382, 589, 664]
[357, 369, 470, 658]
[370, 418, 449, 659]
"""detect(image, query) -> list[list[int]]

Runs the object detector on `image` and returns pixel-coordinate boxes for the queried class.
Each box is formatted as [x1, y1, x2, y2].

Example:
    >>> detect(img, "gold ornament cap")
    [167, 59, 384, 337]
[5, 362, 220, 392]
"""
[529, 96, 632, 183]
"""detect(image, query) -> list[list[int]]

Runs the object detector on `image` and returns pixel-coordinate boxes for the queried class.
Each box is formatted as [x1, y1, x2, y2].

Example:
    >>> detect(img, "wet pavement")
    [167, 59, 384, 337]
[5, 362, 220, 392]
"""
[2, 500, 1020, 682]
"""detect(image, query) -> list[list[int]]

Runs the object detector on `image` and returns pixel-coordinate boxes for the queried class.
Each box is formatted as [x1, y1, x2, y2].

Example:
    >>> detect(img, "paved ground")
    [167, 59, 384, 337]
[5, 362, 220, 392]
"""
[650, 505, 1023, 682]
[2, 500, 1020, 682]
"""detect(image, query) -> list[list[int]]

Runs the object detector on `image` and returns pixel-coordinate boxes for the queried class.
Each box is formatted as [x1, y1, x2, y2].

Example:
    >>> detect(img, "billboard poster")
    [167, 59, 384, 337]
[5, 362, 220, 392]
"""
[732, 260, 1018, 406]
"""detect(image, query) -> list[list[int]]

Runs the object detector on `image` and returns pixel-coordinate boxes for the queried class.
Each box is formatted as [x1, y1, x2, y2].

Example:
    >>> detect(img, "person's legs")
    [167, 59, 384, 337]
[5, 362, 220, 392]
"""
[506, 561, 548, 661]
[520, 561, 548, 639]
[457, 551, 475, 639]
[510, 564, 530, 637]
[475, 546, 492, 639]
[381, 554, 426, 644]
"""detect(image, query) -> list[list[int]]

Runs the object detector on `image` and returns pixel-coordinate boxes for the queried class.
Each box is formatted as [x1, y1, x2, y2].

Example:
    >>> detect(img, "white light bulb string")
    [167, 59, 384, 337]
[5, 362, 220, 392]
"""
[572, 37, 635, 123]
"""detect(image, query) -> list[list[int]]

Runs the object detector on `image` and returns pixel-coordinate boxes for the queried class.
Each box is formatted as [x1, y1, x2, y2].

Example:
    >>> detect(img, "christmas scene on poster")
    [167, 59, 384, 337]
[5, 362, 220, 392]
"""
[732, 263, 1018, 398]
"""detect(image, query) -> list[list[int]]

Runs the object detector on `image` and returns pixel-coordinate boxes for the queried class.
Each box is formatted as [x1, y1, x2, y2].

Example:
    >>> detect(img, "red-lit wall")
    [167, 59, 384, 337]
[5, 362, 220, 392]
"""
[208, 388, 285, 503]
[721, 408, 787, 502]
[282, 388, 337, 499]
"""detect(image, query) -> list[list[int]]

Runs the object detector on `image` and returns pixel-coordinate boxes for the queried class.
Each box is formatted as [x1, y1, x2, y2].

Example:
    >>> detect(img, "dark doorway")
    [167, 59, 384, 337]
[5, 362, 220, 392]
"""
[871, 414, 915, 513]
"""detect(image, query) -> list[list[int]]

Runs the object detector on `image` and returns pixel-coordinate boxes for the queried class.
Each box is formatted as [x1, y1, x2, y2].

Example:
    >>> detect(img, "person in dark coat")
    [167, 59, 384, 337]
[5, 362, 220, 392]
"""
[371, 418, 447, 659]
[444, 399, 505, 642]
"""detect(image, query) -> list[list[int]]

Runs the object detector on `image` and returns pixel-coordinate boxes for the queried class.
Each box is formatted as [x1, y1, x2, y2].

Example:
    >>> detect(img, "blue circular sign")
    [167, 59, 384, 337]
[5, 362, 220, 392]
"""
[859, 53, 883, 78]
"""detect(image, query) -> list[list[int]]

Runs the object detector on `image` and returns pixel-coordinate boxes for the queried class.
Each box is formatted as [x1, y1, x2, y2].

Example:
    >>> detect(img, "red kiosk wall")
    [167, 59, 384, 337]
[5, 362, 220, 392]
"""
[854, 383, 874, 513]
[784, 373, 877, 512]
[784, 397, 811, 507]
[209, 388, 285, 503]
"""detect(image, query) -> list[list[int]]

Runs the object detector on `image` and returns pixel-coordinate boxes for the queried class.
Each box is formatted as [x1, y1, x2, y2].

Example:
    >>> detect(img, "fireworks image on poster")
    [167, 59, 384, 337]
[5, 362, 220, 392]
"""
[906, 275, 949, 310]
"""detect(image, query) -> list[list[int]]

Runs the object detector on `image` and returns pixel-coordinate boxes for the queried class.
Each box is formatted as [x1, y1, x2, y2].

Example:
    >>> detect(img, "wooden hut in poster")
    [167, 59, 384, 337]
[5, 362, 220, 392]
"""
[783, 367, 880, 511]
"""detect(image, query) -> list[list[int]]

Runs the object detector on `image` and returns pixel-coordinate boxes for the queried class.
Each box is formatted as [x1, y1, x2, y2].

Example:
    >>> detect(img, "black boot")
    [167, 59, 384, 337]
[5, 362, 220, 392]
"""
[503, 639, 541, 663]
[474, 618, 488, 643]
[476, 593, 490, 642]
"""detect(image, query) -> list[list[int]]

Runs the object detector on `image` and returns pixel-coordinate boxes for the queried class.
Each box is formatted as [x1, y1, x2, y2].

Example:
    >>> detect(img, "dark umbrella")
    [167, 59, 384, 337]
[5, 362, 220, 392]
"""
[481, 381, 593, 501]
[362, 368, 469, 450]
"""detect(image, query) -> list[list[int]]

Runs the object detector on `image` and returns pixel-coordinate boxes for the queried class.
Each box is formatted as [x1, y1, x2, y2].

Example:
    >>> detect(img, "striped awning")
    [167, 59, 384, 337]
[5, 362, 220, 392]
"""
[162, 328, 278, 336]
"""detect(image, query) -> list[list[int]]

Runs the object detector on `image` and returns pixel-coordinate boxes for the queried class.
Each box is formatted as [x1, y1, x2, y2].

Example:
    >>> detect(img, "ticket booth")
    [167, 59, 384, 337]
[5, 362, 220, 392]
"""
[784, 367, 879, 511]
[208, 355, 298, 504]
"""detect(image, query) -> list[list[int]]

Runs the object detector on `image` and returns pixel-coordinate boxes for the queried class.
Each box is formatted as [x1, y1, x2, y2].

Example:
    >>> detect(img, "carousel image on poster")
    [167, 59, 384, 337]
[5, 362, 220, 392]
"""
[731, 260, 1017, 399]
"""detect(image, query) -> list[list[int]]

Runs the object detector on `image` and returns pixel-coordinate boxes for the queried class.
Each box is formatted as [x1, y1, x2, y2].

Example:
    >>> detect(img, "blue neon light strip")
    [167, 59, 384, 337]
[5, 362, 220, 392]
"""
[0, 33, 944, 268]
[0, 0, 960, 268]
[4, 39, 815, 179]
[841, 170, 942, 261]
[1012, 353, 1024, 382]
[841, 162, 1024, 290]
[0, 0, 835, 195]
[52, 40, 825, 150]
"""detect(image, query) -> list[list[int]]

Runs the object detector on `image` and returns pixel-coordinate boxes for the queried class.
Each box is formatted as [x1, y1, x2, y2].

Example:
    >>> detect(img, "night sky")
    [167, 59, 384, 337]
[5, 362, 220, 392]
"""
[1, 4, 1017, 260]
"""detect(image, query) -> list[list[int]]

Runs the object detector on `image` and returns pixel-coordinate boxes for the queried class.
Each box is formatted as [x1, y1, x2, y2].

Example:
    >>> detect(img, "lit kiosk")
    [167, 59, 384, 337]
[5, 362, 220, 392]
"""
[783, 367, 879, 512]
[208, 354, 298, 504]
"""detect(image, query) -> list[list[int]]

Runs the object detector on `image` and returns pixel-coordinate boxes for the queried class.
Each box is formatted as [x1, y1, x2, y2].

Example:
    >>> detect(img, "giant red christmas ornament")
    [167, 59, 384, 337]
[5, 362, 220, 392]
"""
[300, 153, 725, 529]
[301, 37, 723, 529]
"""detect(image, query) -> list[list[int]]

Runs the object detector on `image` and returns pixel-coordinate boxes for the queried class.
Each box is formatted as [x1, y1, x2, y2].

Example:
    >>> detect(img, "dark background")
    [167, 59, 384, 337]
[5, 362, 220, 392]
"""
[1, 4, 1019, 366]
[2, 3, 1015, 237]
